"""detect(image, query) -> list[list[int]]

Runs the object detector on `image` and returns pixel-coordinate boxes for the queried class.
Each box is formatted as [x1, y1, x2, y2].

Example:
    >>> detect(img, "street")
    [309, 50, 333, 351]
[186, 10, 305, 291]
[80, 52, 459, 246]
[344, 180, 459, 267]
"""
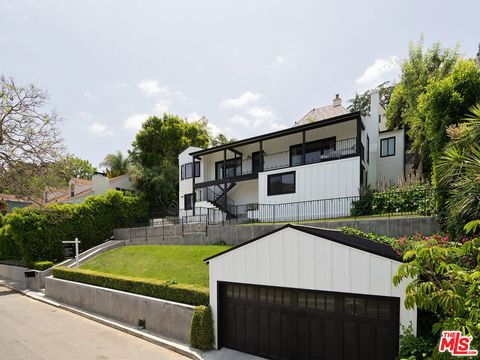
[0, 286, 187, 360]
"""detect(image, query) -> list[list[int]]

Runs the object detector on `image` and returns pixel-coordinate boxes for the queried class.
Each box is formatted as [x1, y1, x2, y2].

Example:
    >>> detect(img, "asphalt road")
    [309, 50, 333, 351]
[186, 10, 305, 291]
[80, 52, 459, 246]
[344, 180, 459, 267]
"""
[0, 286, 188, 360]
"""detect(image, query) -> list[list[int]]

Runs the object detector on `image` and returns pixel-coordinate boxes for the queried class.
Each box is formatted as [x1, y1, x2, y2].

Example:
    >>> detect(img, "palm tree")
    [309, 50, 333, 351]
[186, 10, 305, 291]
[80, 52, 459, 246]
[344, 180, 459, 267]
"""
[436, 104, 480, 232]
[100, 151, 130, 178]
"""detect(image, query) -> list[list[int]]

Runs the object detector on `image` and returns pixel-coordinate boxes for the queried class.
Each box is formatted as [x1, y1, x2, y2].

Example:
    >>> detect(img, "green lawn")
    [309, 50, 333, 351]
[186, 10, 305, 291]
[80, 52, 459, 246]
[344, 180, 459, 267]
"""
[81, 245, 230, 288]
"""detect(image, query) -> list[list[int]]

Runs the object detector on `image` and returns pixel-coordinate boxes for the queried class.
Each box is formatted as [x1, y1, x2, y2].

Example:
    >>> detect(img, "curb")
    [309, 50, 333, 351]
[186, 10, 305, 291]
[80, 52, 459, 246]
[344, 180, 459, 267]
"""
[0, 282, 203, 360]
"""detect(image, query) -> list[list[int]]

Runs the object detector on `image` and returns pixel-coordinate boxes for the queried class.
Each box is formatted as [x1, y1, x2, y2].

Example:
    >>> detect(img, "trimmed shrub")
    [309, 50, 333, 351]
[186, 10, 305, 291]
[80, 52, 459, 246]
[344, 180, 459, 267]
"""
[0, 225, 21, 260]
[190, 305, 215, 350]
[1, 191, 148, 263]
[52, 267, 209, 306]
[32, 261, 54, 271]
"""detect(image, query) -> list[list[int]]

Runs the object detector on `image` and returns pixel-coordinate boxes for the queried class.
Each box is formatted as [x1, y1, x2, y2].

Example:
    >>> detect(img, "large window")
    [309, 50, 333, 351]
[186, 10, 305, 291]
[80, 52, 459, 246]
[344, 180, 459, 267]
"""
[215, 158, 242, 180]
[181, 162, 200, 180]
[267, 171, 295, 196]
[184, 193, 194, 210]
[380, 137, 395, 157]
[290, 137, 336, 166]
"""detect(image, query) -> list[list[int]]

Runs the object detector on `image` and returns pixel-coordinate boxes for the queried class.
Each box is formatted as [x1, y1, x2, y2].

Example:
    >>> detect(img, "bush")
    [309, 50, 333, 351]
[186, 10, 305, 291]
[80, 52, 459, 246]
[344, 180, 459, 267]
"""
[399, 324, 435, 359]
[52, 267, 209, 306]
[0, 225, 21, 260]
[32, 261, 54, 271]
[190, 305, 215, 350]
[351, 183, 434, 217]
[0, 191, 148, 263]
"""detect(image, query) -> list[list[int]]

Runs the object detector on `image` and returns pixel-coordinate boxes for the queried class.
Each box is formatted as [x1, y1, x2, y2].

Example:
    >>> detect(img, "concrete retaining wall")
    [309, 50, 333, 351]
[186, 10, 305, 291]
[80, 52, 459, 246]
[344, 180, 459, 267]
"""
[45, 277, 195, 344]
[0, 264, 28, 282]
[114, 216, 441, 246]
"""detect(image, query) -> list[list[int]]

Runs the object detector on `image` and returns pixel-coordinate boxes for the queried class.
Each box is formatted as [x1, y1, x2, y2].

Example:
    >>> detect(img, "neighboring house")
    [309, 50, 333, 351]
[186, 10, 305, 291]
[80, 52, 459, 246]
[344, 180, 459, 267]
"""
[0, 194, 32, 213]
[178, 92, 416, 221]
[204, 224, 416, 358]
[46, 173, 136, 204]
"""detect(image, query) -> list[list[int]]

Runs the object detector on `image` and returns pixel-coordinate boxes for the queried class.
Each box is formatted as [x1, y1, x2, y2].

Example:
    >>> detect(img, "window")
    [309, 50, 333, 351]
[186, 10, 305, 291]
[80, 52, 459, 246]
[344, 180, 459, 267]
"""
[215, 158, 242, 180]
[181, 162, 200, 180]
[251, 151, 263, 173]
[267, 171, 295, 196]
[184, 193, 194, 210]
[289, 137, 336, 166]
[380, 137, 396, 157]
[70, 184, 75, 197]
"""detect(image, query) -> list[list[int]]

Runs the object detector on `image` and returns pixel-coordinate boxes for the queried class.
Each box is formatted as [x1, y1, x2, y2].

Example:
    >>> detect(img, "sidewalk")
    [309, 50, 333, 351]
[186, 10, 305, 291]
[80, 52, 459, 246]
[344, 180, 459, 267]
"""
[0, 276, 263, 360]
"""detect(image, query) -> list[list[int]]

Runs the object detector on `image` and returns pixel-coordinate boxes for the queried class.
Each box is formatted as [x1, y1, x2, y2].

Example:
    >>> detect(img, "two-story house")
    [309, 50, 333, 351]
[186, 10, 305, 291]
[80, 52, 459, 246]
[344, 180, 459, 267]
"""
[178, 91, 411, 222]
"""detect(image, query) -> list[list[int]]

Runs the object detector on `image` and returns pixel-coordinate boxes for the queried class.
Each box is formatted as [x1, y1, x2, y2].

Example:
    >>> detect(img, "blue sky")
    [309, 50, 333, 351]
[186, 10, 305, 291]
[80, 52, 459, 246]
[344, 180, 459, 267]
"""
[1, 0, 479, 166]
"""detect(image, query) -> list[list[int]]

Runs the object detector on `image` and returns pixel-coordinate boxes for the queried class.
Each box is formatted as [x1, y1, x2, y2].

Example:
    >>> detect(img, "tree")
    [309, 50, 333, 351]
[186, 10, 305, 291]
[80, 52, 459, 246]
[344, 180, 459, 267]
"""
[56, 156, 96, 182]
[435, 104, 480, 235]
[0, 76, 63, 201]
[476, 43, 480, 66]
[386, 39, 459, 174]
[129, 114, 210, 207]
[210, 133, 236, 147]
[100, 151, 130, 178]
[348, 81, 395, 116]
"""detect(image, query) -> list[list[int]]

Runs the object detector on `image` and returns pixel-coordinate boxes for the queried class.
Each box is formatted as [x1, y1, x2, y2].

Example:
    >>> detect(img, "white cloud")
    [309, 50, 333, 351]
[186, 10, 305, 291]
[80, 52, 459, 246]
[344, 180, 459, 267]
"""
[154, 100, 171, 114]
[186, 112, 203, 122]
[227, 106, 286, 135]
[356, 56, 400, 88]
[274, 55, 285, 65]
[88, 122, 114, 137]
[207, 122, 223, 137]
[124, 113, 149, 131]
[78, 111, 94, 120]
[219, 91, 262, 109]
[82, 90, 94, 102]
[227, 114, 251, 127]
[137, 80, 166, 97]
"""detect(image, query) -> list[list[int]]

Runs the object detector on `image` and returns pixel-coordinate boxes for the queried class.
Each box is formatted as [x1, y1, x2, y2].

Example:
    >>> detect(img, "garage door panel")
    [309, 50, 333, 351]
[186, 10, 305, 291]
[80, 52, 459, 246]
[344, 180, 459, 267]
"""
[220, 282, 399, 360]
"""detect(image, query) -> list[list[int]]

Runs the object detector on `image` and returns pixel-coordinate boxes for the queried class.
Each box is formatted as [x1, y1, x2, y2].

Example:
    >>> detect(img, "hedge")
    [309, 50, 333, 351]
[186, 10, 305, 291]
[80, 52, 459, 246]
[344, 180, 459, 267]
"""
[52, 267, 209, 306]
[0, 191, 148, 263]
[190, 305, 215, 350]
[32, 261, 54, 271]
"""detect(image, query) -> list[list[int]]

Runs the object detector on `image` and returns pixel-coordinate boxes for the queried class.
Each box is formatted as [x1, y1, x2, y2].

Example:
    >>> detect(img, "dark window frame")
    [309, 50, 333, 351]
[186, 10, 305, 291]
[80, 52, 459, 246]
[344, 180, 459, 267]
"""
[251, 151, 264, 173]
[215, 158, 242, 180]
[181, 161, 200, 180]
[380, 137, 396, 158]
[289, 137, 336, 166]
[267, 171, 296, 196]
[184, 193, 194, 210]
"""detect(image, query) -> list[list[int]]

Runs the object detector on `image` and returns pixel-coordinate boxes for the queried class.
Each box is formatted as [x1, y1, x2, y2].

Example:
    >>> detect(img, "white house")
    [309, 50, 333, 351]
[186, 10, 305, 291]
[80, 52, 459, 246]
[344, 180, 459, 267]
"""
[204, 224, 416, 359]
[46, 173, 136, 204]
[178, 92, 413, 221]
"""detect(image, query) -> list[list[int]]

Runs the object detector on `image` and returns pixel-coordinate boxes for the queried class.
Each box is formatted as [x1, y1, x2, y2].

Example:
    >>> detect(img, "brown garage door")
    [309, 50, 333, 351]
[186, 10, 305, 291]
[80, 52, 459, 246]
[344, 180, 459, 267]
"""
[219, 282, 399, 360]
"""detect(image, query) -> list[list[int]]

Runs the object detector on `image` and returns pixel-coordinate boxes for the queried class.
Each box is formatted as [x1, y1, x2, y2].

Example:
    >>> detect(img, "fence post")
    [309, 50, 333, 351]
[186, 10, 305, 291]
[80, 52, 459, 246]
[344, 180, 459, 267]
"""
[145, 225, 148, 242]
[162, 217, 165, 241]
[181, 217, 184, 237]
[273, 205, 276, 224]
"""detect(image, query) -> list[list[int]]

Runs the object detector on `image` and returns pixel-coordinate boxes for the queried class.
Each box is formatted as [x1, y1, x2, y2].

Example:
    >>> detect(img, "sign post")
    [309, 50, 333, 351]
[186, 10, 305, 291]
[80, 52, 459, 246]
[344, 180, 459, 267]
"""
[62, 238, 81, 267]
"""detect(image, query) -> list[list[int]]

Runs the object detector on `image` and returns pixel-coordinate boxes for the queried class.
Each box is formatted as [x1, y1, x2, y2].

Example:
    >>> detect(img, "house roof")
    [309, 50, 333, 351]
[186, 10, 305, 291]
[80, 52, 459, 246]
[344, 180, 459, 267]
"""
[294, 105, 350, 126]
[0, 194, 32, 203]
[191, 111, 363, 157]
[204, 224, 400, 263]
[69, 178, 92, 186]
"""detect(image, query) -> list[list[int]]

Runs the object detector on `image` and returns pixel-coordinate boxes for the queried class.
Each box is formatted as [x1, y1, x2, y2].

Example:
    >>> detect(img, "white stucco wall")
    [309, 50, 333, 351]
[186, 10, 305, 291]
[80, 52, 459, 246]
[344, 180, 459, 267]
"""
[108, 174, 136, 192]
[178, 146, 204, 218]
[378, 129, 405, 186]
[208, 227, 416, 348]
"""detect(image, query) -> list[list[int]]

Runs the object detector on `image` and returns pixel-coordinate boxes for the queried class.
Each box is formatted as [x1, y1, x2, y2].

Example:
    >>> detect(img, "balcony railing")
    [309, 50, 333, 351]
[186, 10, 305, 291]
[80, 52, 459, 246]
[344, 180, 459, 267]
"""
[213, 137, 359, 180]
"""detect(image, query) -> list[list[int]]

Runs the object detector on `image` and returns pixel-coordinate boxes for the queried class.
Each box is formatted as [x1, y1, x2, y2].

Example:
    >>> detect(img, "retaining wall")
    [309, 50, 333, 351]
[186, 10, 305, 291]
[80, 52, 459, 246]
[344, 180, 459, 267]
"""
[45, 277, 194, 344]
[114, 216, 441, 246]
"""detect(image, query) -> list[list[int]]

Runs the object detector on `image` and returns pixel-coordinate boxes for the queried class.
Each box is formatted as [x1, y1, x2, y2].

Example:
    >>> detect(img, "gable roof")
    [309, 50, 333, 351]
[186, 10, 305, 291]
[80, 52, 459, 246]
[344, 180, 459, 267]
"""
[295, 105, 350, 126]
[204, 224, 400, 263]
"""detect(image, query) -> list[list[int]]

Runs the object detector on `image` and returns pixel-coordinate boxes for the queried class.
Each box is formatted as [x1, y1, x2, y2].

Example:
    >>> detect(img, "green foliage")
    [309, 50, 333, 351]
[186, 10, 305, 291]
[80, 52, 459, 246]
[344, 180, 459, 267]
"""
[399, 324, 435, 360]
[386, 38, 460, 173]
[56, 156, 97, 182]
[210, 133, 236, 147]
[338, 227, 400, 251]
[32, 261, 54, 271]
[53, 267, 209, 306]
[129, 114, 210, 207]
[100, 151, 130, 178]
[350, 183, 434, 217]
[0, 225, 20, 259]
[434, 105, 480, 238]
[348, 81, 395, 116]
[0, 199, 7, 215]
[190, 305, 215, 350]
[393, 237, 480, 354]
[0, 191, 148, 263]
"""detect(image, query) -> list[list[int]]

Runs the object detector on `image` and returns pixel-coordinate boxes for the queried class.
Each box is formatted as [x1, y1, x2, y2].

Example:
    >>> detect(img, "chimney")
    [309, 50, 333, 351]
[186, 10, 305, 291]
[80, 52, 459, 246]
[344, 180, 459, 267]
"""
[333, 94, 342, 107]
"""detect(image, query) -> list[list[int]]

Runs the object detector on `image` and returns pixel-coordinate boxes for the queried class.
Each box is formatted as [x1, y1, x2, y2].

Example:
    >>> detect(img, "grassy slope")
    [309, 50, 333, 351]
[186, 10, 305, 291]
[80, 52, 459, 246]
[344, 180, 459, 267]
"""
[81, 245, 230, 288]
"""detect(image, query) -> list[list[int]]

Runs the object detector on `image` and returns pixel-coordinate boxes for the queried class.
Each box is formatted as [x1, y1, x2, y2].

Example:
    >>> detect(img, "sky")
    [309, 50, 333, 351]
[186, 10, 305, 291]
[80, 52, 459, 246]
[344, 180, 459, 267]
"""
[1, 0, 479, 167]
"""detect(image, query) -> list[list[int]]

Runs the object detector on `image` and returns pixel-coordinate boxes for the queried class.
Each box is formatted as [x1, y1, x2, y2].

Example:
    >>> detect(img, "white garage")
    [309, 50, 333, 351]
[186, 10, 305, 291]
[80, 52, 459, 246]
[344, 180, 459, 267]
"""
[204, 224, 416, 360]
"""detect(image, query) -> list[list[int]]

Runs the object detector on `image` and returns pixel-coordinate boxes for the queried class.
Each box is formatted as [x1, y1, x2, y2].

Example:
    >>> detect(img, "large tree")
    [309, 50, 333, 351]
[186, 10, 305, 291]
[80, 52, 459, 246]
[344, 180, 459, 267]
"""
[210, 133, 236, 147]
[386, 39, 459, 174]
[56, 155, 97, 182]
[0, 76, 63, 201]
[130, 114, 210, 207]
[100, 151, 130, 178]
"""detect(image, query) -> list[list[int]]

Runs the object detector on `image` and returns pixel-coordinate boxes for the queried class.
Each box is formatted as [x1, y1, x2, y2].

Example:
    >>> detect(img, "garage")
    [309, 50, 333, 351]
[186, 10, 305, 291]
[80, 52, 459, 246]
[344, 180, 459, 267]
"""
[205, 224, 416, 360]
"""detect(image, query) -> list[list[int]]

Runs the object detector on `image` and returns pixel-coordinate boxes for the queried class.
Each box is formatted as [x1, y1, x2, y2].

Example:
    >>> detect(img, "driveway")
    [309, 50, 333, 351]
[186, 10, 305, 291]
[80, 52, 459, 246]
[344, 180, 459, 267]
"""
[0, 286, 188, 360]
